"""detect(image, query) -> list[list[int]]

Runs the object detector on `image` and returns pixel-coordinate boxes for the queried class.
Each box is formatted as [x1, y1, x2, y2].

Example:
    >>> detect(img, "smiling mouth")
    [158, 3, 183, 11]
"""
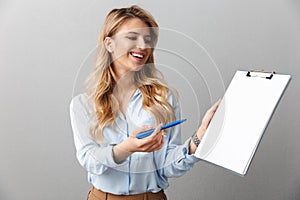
[130, 52, 145, 60]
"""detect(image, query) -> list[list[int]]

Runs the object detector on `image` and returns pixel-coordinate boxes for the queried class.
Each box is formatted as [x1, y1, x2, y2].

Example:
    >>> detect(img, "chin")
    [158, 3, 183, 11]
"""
[129, 61, 146, 71]
[132, 65, 144, 72]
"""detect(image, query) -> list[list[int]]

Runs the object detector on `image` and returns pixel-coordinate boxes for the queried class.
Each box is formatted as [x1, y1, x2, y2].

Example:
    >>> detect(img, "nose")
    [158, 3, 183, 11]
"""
[136, 37, 147, 49]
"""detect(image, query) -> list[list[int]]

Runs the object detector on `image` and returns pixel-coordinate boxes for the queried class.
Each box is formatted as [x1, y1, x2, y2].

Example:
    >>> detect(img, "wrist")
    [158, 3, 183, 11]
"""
[113, 145, 132, 156]
[116, 141, 134, 153]
[192, 132, 201, 147]
[196, 126, 206, 141]
[112, 145, 133, 164]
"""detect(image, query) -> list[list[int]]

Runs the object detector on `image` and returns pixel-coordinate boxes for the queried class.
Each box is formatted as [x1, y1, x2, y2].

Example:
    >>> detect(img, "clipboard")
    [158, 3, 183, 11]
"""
[195, 70, 291, 176]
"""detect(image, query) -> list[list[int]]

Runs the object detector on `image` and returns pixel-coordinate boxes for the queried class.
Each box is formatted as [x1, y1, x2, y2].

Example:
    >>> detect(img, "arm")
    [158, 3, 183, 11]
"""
[70, 97, 124, 174]
[156, 95, 199, 178]
[112, 124, 164, 163]
[188, 99, 222, 154]
[70, 94, 166, 169]
[161, 96, 221, 178]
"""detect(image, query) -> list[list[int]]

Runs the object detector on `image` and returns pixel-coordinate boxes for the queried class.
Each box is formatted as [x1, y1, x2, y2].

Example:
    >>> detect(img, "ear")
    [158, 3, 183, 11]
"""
[104, 37, 114, 53]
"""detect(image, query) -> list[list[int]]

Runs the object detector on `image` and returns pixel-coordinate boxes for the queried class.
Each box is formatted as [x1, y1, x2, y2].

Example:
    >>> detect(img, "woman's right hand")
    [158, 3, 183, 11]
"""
[112, 124, 164, 163]
[119, 124, 164, 153]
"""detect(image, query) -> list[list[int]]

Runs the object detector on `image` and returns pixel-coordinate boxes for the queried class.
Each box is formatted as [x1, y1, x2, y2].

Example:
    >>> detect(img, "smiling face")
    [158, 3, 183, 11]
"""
[105, 18, 153, 79]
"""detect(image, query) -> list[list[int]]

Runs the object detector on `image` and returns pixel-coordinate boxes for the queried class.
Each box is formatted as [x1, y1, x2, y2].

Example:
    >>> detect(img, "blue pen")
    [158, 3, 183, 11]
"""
[136, 119, 187, 139]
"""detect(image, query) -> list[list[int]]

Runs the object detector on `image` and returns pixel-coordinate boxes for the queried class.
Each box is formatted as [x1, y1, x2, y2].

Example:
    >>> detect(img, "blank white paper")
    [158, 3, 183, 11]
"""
[195, 70, 291, 175]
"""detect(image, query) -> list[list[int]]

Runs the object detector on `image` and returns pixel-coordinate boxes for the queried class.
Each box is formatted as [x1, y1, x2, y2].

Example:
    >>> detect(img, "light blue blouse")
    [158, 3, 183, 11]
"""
[69, 89, 200, 195]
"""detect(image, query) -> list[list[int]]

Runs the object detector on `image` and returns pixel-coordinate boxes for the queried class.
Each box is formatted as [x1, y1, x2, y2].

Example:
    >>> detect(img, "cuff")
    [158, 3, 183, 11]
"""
[178, 138, 201, 164]
[93, 145, 130, 169]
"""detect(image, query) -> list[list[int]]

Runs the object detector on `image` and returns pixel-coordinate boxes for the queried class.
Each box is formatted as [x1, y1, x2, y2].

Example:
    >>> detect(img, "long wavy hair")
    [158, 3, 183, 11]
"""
[85, 5, 176, 142]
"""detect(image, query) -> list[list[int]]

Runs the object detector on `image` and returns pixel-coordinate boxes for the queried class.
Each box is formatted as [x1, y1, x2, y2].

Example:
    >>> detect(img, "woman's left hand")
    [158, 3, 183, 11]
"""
[197, 98, 222, 140]
[189, 99, 222, 154]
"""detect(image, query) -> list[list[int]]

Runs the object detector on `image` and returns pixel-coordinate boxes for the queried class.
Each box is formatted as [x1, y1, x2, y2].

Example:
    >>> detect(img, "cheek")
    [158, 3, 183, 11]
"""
[112, 49, 127, 62]
[114, 47, 132, 60]
[145, 49, 152, 60]
[115, 40, 134, 53]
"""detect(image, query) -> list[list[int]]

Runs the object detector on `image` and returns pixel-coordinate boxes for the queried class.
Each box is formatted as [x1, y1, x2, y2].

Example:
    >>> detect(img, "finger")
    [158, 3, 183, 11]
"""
[208, 98, 221, 113]
[212, 98, 222, 111]
[148, 123, 163, 138]
[202, 99, 222, 128]
[146, 135, 164, 152]
[143, 134, 162, 150]
[202, 112, 215, 128]
[154, 135, 165, 151]
[208, 99, 221, 116]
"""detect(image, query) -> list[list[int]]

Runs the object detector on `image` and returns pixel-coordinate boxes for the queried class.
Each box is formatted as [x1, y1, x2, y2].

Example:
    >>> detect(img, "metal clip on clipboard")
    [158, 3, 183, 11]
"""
[246, 70, 276, 80]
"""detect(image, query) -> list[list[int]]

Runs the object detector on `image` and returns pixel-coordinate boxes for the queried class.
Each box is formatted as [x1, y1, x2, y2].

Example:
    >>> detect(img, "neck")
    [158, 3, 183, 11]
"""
[114, 71, 136, 93]
[113, 71, 137, 116]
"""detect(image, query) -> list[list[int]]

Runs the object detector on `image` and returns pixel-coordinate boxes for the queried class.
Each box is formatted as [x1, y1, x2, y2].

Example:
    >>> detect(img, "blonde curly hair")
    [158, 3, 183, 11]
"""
[85, 5, 176, 142]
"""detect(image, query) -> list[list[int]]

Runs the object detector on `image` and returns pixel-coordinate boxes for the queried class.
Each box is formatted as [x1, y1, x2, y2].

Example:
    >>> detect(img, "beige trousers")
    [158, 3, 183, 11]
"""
[87, 186, 167, 200]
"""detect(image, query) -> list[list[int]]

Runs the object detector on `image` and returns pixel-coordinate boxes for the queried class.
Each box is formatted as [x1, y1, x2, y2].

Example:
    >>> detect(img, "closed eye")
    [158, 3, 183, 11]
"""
[127, 36, 137, 40]
[126, 35, 152, 45]
[144, 38, 152, 44]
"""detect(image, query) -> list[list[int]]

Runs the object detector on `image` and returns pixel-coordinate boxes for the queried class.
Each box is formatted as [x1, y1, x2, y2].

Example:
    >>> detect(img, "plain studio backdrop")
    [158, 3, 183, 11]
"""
[0, 0, 299, 199]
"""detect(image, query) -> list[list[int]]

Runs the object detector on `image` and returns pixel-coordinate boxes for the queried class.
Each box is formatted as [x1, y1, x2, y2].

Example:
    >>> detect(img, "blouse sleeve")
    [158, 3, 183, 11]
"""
[69, 94, 128, 175]
[161, 92, 200, 178]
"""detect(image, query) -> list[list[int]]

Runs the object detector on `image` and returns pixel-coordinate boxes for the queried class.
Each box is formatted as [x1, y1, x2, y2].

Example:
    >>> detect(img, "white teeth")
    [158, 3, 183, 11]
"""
[131, 52, 144, 58]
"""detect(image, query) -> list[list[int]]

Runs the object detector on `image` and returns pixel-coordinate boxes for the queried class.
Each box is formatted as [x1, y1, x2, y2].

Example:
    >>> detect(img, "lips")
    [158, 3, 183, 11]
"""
[130, 51, 145, 61]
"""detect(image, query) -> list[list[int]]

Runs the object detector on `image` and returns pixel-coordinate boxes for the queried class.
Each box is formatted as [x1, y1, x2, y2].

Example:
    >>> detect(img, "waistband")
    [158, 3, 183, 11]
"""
[88, 186, 167, 200]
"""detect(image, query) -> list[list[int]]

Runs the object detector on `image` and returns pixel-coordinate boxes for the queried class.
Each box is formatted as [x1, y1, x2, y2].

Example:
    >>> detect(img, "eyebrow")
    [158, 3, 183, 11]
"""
[126, 31, 151, 37]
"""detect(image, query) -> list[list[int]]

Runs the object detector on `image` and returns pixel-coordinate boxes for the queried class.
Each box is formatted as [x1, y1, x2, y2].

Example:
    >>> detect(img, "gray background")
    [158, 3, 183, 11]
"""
[0, 0, 299, 199]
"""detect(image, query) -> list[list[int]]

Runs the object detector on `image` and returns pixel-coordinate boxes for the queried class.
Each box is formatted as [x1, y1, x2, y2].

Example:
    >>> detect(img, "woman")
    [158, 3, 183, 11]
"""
[70, 5, 220, 200]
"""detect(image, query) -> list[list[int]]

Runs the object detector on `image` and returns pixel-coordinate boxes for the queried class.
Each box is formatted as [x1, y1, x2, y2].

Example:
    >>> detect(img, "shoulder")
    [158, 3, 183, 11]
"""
[70, 93, 88, 108]
[70, 93, 93, 115]
[167, 89, 179, 107]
